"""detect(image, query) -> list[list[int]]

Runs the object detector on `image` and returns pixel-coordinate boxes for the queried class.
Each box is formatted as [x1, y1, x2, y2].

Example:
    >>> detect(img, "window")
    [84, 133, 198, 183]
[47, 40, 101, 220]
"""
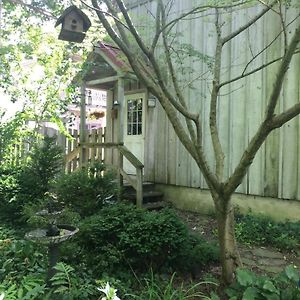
[127, 98, 143, 135]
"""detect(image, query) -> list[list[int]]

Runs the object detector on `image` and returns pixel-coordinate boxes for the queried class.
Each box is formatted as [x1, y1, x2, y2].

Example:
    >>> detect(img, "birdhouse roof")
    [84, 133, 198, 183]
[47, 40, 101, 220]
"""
[55, 5, 91, 32]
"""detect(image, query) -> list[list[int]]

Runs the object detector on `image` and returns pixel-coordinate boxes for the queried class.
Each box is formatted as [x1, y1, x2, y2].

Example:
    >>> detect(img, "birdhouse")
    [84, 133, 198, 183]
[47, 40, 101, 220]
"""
[55, 6, 91, 43]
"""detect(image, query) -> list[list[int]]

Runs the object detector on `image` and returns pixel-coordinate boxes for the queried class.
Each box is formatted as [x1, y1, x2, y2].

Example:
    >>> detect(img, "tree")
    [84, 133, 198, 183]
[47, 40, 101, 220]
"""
[0, 0, 86, 131]
[87, 0, 300, 285]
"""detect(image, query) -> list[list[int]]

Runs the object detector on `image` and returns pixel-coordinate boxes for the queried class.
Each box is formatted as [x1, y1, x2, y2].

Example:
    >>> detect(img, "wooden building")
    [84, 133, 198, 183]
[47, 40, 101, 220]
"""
[78, 0, 300, 220]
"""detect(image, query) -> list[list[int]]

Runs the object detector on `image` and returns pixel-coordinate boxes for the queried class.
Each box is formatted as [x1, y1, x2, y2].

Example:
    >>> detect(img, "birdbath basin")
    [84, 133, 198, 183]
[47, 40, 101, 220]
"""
[25, 224, 79, 245]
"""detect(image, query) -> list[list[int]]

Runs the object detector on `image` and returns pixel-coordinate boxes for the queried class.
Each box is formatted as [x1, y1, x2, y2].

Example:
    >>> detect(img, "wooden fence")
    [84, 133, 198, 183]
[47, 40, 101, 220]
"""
[64, 128, 106, 173]
[3, 127, 106, 172]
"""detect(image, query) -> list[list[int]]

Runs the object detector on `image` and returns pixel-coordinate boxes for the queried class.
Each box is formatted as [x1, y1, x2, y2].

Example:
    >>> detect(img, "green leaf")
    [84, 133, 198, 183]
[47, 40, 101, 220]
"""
[285, 265, 299, 281]
[261, 292, 280, 300]
[17, 287, 24, 298]
[210, 292, 221, 300]
[262, 280, 278, 293]
[242, 287, 259, 300]
[237, 269, 255, 286]
[53, 286, 69, 293]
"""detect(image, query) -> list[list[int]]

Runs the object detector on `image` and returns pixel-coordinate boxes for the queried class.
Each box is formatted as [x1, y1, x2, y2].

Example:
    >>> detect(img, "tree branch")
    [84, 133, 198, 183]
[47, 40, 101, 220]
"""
[81, 0, 130, 30]
[222, 0, 276, 45]
[271, 103, 300, 129]
[102, 0, 131, 47]
[241, 13, 300, 76]
[114, 0, 150, 56]
[210, 9, 225, 181]
[219, 49, 300, 89]
[161, 1, 253, 35]
[160, 0, 198, 144]
[150, 1, 162, 54]
[265, 25, 300, 120]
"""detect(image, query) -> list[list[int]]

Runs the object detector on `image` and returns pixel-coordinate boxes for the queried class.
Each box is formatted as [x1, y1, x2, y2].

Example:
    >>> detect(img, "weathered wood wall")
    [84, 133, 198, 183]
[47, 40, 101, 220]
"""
[125, 0, 300, 200]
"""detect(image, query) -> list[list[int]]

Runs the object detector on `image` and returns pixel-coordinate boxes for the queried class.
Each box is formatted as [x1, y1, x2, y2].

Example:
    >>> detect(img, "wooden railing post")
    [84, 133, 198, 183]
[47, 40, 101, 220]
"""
[136, 167, 143, 208]
[79, 83, 87, 169]
[118, 148, 124, 201]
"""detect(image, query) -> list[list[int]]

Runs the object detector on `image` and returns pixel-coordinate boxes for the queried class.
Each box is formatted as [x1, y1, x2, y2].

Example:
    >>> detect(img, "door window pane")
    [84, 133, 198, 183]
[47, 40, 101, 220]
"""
[127, 98, 143, 135]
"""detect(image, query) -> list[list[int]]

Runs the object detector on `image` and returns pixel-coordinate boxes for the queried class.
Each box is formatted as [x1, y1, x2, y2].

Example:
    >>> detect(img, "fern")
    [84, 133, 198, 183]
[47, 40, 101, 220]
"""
[0, 275, 45, 300]
[50, 262, 74, 293]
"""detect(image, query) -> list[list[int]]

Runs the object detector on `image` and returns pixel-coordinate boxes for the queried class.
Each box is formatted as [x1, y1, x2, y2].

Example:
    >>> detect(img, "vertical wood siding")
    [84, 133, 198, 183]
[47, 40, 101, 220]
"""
[125, 0, 300, 200]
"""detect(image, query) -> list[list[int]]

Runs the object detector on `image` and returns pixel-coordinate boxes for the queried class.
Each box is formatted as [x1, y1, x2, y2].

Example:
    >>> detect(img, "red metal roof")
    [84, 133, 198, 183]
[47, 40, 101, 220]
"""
[96, 41, 132, 72]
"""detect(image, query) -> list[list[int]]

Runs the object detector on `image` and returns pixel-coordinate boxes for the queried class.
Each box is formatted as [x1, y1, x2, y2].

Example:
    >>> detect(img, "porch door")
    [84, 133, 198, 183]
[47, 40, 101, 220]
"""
[123, 93, 145, 174]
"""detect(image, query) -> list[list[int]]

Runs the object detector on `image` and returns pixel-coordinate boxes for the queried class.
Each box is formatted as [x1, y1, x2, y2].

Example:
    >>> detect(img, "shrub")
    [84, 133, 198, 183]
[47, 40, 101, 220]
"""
[76, 203, 219, 277]
[235, 213, 300, 250]
[0, 237, 46, 281]
[54, 162, 118, 217]
[0, 165, 21, 222]
[1, 137, 65, 224]
[17, 136, 64, 204]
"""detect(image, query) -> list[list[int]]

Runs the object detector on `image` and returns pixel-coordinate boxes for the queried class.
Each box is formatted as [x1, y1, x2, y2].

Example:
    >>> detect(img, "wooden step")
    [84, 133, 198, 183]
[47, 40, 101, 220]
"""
[143, 201, 167, 210]
[124, 190, 163, 203]
[122, 181, 155, 192]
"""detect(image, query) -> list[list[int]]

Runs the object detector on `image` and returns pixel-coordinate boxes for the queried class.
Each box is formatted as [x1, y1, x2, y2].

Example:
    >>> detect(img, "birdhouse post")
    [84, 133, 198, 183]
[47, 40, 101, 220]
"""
[55, 6, 91, 43]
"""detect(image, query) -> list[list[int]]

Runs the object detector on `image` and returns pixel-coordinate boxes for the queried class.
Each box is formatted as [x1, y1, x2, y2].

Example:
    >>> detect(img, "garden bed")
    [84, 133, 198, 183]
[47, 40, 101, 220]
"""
[175, 209, 300, 278]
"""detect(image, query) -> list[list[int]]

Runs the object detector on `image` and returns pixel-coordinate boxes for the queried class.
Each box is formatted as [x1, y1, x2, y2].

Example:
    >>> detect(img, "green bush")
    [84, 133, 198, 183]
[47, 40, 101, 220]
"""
[54, 163, 118, 217]
[17, 136, 64, 204]
[0, 165, 21, 221]
[1, 137, 64, 224]
[76, 203, 219, 277]
[0, 237, 47, 285]
[235, 213, 300, 250]
[224, 265, 300, 300]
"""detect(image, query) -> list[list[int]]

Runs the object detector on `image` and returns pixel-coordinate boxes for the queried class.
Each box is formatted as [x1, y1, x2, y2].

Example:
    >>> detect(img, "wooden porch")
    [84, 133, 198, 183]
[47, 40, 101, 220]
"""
[64, 128, 163, 209]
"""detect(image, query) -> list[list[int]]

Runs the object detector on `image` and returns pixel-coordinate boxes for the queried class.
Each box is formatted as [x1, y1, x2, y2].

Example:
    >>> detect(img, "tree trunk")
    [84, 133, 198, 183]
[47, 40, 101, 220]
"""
[215, 196, 242, 286]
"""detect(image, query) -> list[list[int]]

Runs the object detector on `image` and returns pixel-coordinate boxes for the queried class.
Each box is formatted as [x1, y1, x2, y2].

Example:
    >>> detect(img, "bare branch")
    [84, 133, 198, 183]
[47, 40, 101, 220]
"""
[219, 49, 300, 89]
[162, 1, 253, 35]
[90, 0, 133, 62]
[150, 1, 162, 54]
[277, 1, 288, 53]
[114, 0, 150, 56]
[257, 0, 280, 15]
[103, 0, 131, 47]
[160, 0, 198, 143]
[271, 103, 300, 129]
[210, 9, 225, 180]
[244, 4, 300, 71]
[222, 0, 276, 45]
[265, 25, 300, 120]
[81, 0, 130, 30]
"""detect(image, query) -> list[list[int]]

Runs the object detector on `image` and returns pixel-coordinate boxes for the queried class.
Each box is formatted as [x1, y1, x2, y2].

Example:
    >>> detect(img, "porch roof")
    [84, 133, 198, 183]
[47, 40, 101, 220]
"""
[79, 41, 136, 90]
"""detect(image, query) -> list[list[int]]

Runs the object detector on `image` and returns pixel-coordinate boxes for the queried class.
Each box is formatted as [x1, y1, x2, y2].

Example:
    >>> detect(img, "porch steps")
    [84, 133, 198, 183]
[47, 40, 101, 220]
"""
[122, 182, 166, 210]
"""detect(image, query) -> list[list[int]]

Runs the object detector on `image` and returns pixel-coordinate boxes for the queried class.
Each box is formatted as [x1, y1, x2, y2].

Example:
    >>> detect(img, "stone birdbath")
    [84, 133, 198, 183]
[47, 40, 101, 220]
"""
[25, 196, 79, 285]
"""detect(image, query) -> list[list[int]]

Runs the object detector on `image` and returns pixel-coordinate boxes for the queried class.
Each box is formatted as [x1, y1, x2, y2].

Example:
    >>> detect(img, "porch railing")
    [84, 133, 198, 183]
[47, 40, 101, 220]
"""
[118, 145, 144, 208]
[65, 141, 144, 208]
